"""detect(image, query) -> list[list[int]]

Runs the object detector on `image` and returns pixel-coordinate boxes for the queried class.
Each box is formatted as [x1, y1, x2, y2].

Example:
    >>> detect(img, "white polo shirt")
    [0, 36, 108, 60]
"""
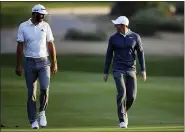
[17, 19, 54, 58]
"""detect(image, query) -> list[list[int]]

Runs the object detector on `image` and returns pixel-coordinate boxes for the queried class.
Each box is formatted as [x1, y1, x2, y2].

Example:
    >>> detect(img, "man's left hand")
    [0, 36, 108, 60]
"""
[142, 71, 147, 81]
[51, 61, 58, 74]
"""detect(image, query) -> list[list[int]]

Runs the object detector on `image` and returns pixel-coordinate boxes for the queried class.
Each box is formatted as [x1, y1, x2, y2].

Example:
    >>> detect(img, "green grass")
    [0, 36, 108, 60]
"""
[0, 54, 183, 77]
[0, 1, 112, 28]
[1, 1, 113, 8]
[1, 67, 184, 132]
[1, 126, 184, 132]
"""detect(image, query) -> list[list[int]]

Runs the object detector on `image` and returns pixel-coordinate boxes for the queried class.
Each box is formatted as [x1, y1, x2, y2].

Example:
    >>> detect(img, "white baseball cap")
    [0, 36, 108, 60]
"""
[32, 4, 48, 15]
[111, 16, 129, 26]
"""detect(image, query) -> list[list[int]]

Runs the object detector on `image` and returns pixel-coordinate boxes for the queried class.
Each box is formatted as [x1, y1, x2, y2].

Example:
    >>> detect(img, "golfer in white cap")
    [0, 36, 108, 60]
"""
[16, 4, 58, 129]
[104, 16, 146, 128]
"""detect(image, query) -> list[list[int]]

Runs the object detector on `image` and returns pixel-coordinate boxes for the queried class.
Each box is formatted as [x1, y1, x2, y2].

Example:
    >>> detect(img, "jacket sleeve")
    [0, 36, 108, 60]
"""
[135, 34, 146, 72]
[104, 37, 114, 74]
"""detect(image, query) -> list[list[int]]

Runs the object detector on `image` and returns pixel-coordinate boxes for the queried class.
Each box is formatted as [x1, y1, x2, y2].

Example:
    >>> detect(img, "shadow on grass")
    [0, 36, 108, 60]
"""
[1, 54, 183, 77]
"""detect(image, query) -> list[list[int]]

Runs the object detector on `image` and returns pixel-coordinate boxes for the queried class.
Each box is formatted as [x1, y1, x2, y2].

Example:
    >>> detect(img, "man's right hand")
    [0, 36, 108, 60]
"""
[141, 71, 147, 81]
[15, 65, 22, 76]
[103, 74, 108, 82]
[51, 61, 58, 74]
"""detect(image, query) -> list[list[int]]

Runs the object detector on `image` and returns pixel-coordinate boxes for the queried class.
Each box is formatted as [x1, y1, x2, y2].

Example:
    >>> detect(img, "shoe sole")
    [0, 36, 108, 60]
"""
[32, 127, 39, 129]
[40, 125, 47, 128]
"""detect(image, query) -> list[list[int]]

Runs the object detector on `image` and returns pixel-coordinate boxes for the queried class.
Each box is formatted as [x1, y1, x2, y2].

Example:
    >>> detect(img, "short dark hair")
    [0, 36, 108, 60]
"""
[32, 12, 37, 15]
[32, 12, 45, 16]
[121, 24, 128, 27]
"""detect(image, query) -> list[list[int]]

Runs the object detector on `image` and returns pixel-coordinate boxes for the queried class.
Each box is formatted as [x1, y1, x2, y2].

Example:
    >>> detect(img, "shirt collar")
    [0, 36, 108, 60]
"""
[120, 29, 130, 36]
[28, 19, 33, 25]
[28, 18, 43, 26]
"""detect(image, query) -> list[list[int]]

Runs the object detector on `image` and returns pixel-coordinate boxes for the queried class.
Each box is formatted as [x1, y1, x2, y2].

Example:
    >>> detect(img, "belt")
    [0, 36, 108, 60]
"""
[25, 57, 47, 62]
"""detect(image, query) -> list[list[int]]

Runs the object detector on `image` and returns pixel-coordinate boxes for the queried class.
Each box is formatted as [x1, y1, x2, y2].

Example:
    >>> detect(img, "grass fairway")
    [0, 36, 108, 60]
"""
[1, 1, 112, 8]
[1, 126, 184, 132]
[1, 67, 183, 132]
[1, 54, 184, 77]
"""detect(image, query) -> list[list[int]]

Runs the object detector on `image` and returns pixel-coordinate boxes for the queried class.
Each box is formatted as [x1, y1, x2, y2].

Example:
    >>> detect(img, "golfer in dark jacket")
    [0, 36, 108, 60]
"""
[103, 16, 146, 128]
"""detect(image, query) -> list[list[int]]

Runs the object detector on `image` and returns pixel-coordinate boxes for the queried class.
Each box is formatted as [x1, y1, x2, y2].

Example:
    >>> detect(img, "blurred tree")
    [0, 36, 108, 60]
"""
[64, 28, 107, 41]
[148, 2, 176, 16]
[175, 1, 184, 15]
[109, 1, 149, 18]
[109, 1, 178, 18]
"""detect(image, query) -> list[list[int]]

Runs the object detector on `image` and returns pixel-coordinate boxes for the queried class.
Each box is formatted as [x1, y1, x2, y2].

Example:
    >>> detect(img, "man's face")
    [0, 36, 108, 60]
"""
[34, 12, 45, 22]
[115, 24, 127, 33]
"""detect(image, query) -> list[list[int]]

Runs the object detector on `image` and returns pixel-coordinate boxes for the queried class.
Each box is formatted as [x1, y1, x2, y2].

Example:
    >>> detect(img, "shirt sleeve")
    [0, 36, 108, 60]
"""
[135, 34, 146, 72]
[46, 24, 54, 42]
[17, 24, 24, 42]
[104, 37, 114, 74]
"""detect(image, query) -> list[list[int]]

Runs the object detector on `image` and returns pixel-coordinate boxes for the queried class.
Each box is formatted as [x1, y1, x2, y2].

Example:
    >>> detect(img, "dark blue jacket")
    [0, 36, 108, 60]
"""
[104, 30, 146, 74]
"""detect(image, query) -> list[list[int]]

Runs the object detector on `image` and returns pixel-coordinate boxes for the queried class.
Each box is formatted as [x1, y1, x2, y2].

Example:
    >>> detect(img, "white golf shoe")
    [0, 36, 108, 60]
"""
[31, 120, 39, 129]
[120, 122, 127, 128]
[39, 111, 47, 127]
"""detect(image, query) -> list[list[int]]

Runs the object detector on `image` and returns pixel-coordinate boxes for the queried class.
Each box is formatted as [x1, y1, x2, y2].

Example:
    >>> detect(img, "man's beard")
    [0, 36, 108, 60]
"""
[36, 14, 44, 22]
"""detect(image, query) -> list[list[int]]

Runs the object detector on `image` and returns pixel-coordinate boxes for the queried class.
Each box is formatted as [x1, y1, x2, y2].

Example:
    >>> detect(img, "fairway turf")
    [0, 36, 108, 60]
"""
[1, 54, 184, 77]
[1, 1, 112, 8]
[1, 126, 184, 132]
[1, 68, 183, 131]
